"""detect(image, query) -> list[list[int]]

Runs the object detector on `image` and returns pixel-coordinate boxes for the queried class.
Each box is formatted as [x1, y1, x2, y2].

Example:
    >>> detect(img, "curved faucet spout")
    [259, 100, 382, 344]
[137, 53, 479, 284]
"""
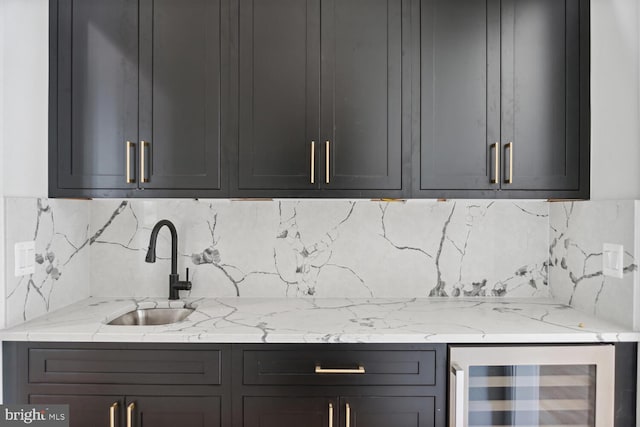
[145, 219, 192, 300]
[145, 219, 178, 275]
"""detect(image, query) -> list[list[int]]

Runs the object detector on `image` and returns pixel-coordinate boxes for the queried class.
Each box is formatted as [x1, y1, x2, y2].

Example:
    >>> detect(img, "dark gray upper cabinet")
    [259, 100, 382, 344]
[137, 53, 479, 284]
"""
[320, 0, 403, 190]
[234, 0, 407, 196]
[138, 0, 223, 191]
[237, 0, 320, 190]
[50, 0, 589, 199]
[50, 0, 227, 197]
[53, 0, 139, 192]
[500, 0, 582, 191]
[418, 0, 501, 192]
[414, 0, 589, 198]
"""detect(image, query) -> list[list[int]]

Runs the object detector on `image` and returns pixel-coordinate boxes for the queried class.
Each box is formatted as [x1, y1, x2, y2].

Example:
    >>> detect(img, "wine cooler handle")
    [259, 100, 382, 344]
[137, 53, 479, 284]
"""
[451, 363, 465, 427]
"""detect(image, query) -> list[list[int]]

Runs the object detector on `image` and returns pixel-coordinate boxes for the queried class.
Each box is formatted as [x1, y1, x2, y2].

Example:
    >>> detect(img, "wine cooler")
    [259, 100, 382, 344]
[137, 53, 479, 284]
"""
[449, 345, 615, 427]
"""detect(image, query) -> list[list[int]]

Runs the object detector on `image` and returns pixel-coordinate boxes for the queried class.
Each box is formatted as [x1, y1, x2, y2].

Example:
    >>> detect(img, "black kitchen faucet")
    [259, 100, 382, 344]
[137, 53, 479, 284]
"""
[145, 219, 192, 300]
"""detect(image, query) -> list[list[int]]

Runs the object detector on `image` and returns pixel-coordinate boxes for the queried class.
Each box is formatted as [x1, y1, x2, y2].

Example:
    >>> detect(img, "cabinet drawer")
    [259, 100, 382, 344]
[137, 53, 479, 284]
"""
[243, 349, 437, 386]
[29, 348, 221, 385]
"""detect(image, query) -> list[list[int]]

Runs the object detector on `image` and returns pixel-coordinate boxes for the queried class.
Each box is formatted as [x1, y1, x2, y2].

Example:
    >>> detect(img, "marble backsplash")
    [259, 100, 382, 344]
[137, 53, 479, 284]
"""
[3, 198, 90, 327]
[549, 201, 638, 328]
[4, 197, 639, 329]
[89, 199, 550, 299]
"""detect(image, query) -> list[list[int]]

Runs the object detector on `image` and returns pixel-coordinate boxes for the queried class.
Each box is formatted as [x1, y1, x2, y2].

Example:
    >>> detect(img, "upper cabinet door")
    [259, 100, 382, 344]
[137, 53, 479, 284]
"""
[237, 0, 320, 190]
[50, 0, 588, 198]
[138, 0, 224, 191]
[321, 0, 403, 190]
[55, 0, 138, 190]
[418, 0, 501, 192]
[500, 0, 582, 191]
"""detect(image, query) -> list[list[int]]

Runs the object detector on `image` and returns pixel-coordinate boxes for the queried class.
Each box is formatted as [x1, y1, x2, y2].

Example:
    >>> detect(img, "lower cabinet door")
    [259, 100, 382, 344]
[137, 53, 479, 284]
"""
[127, 396, 221, 427]
[340, 396, 436, 427]
[30, 395, 122, 427]
[243, 396, 335, 427]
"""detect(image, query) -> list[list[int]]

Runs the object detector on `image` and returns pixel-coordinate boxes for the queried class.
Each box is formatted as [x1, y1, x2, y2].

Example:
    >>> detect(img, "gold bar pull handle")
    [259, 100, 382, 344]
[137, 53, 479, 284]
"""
[315, 365, 365, 374]
[110, 402, 119, 427]
[490, 142, 499, 184]
[328, 402, 333, 427]
[325, 140, 330, 184]
[505, 142, 513, 184]
[126, 141, 135, 184]
[126, 402, 135, 427]
[140, 141, 149, 183]
[311, 141, 316, 184]
[345, 403, 351, 427]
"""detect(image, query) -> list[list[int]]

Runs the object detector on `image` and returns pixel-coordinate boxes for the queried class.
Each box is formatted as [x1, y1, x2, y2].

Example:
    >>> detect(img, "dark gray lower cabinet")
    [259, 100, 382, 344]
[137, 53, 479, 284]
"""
[130, 396, 221, 427]
[342, 397, 435, 427]
[6, 342, 633, 427]
[29, 395, 220, 427]
[4, 343, 445, 427]
[243, 397, 332, 427]
[234, 344, 446, 427]
[30, 395, 121, 427]
[3, 343, 230, 427]
[244, 396, 435, 427]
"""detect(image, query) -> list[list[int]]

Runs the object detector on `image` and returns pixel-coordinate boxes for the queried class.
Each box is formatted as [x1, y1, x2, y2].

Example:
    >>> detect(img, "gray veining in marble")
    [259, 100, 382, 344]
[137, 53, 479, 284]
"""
[1, 297, 636, 343]
[89, 199, 550, 299]
[3, 197, 639, 334]
[4, 198, 90, 327]
[549, 201, 638, 328]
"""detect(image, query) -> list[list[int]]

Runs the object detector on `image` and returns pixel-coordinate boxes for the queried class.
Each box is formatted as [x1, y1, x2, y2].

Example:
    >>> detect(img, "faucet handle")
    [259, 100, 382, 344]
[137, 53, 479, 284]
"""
[185, 268, 190, 282]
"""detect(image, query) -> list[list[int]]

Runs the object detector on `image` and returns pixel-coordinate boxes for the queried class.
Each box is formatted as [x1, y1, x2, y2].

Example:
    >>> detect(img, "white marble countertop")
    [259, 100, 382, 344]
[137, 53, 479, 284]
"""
[1, 297, 638, 343]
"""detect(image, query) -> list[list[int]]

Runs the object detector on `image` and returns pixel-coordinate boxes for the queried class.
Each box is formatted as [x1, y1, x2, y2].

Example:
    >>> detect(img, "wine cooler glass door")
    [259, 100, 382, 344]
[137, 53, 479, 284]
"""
[449, 345, 614, 427]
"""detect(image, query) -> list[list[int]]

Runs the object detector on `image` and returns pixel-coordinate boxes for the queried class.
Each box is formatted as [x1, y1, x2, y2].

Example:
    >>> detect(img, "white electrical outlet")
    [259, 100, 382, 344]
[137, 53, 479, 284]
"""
[603, 243, 624, 279]
[14, 241, 36, 277]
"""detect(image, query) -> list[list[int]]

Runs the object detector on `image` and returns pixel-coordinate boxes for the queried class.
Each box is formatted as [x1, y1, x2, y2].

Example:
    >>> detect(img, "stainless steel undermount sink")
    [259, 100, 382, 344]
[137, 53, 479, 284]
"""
[107, 308, 195, 326]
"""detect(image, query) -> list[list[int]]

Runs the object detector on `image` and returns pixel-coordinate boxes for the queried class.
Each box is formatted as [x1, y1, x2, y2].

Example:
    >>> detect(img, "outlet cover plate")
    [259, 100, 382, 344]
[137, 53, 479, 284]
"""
[14, 241, 36, 277]
[603, 243, 624, 279]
